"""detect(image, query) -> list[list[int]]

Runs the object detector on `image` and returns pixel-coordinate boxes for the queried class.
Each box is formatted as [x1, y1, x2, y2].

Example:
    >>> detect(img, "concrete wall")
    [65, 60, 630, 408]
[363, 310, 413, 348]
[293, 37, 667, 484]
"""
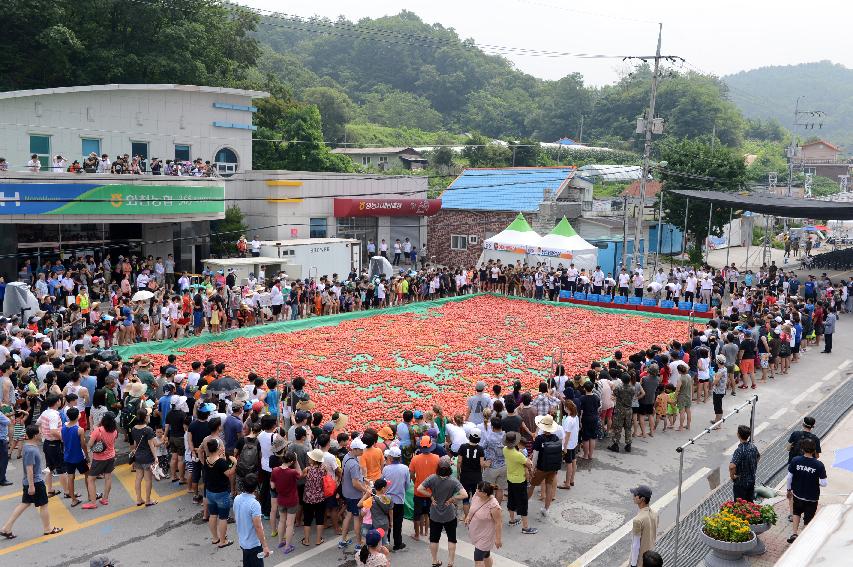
[226, 171, 429, 246]
[0, 85, 262, 173]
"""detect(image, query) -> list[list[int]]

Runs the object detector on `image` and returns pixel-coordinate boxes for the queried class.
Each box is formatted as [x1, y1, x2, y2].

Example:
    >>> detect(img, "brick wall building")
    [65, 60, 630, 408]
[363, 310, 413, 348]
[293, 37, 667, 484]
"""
[427, 209, 517, 267]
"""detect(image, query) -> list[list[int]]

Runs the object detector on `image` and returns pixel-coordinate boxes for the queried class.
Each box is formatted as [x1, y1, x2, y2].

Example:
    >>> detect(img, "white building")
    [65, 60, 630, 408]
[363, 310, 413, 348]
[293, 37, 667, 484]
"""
[0, 84, 269, 174]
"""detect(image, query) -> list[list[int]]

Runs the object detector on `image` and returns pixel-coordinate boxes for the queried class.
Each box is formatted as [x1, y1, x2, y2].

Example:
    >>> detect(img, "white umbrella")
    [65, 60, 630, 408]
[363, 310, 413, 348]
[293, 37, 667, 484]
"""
[131, 290, 154, 302]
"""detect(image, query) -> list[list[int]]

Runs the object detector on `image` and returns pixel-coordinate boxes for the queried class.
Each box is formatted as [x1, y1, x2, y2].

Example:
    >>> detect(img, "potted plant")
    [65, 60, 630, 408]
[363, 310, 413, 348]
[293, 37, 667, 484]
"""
[720, 498, 778, 555]
[699, 510, 756, 566]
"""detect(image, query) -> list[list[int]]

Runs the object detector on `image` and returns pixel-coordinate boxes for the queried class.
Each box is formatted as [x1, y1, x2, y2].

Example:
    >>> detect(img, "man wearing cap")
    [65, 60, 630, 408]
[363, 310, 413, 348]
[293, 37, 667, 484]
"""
[382, 446, 411, 551]
[629, 485, 657, 567]
[609, 373, 634, 453]
[729, 425, 760, 502]
[339, 436, 368, 550]
[409, 434, 440, 542]
[786, 416, 821, 521]
[465, 381, 493, 426]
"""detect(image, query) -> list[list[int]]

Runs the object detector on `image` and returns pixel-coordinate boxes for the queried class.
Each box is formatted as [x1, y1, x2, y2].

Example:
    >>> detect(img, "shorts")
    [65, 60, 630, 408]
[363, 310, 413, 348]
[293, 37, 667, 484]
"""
[713, 393, 725, 415]
[474, 548, 492, 561]
[277, 504, 299, 515]
[506, 480, 528, 517]
[22, 482, 49, 507]
[206, 490, 232, 518]
[483, 467, 508, 491]
[242, 545, 264, 567]
[169, 436, 185, 455]
[413, 495, 431, 518]
[344, 497, 360, 516]
[639, 403, 654, 415]
[302, 501, 325, 526]
[64, 460, 89, 475]
[429, 518, 457, 544]
[43, 441, 63, 473]
[462, 482, 478, 505]
[325, 495, 338, 509]
[529, 469, 557, 487]
[792, 496, 818, 525]
[90, 458, 116, 476]
[739, 359, 755, 374]
[272, 305, 282, 316]
[563, 448, 576, 463]
[192, 460, 204, 484]
[726, 365, 736, 377]
[600, 407, 614, 420]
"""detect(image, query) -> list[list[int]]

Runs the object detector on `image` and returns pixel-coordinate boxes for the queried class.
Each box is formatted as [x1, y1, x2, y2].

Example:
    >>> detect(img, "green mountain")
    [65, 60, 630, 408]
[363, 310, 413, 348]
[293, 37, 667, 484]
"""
[724, 61, 853, 150]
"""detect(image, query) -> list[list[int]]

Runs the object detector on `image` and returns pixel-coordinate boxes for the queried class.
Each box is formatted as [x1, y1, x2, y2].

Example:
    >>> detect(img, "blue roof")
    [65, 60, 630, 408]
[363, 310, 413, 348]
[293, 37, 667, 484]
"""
[441, 168, 575, 212]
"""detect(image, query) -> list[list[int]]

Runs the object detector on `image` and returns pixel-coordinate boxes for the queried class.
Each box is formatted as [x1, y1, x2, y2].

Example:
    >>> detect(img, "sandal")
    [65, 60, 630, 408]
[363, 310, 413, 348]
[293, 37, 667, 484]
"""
[100, 498, 109, 506]
[431, 563, 443, 567]
[316, 538, 325, 546]
[301, 537, 310, 547]
[0, 531, 16, 539]
[70, 500, 82, 508]
[558, 484, 571, 490]
[211, 539, 220, 545]
[217, 540, 234, 549]
[47, 490, 61, 498]
[145, 501, 158, 507]
[44, 527, 63, 535]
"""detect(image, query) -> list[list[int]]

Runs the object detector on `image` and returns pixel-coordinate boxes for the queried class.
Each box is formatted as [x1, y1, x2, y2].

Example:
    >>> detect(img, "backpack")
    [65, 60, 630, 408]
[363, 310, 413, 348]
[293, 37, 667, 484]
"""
[120, 396, 140, 429]
[237, 437, 260, 477]
[538, 435, 563, 472]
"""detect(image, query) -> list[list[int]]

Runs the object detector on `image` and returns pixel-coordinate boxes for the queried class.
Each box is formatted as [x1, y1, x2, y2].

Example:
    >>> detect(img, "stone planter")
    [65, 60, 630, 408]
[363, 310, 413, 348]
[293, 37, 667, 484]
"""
[744, 522, 770, 556]
[700, 529, 757, 567]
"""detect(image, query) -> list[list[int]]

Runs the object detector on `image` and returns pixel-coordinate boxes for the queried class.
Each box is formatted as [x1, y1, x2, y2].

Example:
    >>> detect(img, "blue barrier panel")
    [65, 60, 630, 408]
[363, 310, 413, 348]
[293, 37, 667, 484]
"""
[678, 301, 693, 311]
[660, 300, 675, 309]
[641, 298, 658, 307]
[573, 292, 587, 301]
[586, 294, 599, 302]
[627, 297, 642, 305]
[612, 295, 628, 304]
[559, 290, 572, 299]
[693, 303, 709, 312]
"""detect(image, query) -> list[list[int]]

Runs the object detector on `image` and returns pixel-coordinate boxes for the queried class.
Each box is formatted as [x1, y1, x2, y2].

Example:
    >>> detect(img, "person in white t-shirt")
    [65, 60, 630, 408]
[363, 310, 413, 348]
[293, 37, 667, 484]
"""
[618, 269, 631, 297]
[560, 400, 580, 489]
[27, 154, 41, 172]
[250, 237, 261, 257]
[684, 275, 698, 303]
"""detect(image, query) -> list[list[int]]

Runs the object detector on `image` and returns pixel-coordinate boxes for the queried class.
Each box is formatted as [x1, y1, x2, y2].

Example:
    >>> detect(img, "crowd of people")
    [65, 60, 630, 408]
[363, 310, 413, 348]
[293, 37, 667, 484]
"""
[0, 152, 221, 177]
[0, 255, 842, 566]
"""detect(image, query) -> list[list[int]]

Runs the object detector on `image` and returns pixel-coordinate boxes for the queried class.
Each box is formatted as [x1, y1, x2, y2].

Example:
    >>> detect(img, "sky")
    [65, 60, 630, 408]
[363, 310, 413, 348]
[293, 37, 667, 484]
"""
[243, 0, 851, 86]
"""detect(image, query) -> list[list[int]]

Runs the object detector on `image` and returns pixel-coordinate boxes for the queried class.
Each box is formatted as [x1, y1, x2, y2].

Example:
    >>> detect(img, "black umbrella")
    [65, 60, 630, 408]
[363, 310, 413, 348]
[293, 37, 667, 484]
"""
[206, 376, 242, 394]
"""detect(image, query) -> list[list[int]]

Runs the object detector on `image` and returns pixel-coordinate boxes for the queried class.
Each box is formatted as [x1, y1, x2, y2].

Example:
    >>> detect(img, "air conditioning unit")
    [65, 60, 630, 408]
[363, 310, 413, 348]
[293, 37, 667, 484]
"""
[468, 235, 479, 245]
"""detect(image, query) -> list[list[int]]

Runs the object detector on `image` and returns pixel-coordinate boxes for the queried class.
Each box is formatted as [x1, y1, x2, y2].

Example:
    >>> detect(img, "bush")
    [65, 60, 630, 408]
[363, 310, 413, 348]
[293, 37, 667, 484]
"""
[720, 498, 778, 526]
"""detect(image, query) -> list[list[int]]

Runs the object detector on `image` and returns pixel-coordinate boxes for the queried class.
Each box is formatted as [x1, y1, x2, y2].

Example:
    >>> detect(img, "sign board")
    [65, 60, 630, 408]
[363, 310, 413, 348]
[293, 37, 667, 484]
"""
[333, 198, 441, 218]
[0, 183, 224, 215]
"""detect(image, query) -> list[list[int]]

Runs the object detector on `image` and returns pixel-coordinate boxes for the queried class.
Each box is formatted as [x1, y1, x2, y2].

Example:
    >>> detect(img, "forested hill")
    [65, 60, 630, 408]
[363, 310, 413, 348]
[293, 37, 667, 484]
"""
[253, 11, 759, 148]
[724, 61, 853, 149]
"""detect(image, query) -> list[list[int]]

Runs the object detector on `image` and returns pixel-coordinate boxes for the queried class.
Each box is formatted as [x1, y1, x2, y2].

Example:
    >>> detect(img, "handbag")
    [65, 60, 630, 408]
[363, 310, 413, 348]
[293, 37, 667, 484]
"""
[322, 473, 337, 498]
[128, 433, 141, 465]
[92, 439, 106, 454]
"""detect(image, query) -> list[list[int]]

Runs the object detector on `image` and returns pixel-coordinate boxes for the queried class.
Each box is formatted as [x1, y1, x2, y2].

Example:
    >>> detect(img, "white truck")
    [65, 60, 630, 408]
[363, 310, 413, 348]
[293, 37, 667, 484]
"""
[258, 237, 361, 282]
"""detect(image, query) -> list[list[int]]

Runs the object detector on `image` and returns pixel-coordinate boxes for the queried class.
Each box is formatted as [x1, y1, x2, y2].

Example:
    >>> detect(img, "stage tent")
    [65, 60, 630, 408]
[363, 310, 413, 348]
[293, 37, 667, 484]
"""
[533, 216, 599, 270]
[480, 213, 542, 265]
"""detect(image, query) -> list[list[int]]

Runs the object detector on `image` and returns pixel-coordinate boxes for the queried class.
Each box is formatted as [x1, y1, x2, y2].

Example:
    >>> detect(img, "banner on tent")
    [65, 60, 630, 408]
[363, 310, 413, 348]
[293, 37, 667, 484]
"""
[483, 241, 536, 253]
[534, 247, 574, 259]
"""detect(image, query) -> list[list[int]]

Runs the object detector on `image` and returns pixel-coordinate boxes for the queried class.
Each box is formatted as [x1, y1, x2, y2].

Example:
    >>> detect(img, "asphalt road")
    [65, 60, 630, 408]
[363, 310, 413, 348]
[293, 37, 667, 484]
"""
[1, 318, 850, 567]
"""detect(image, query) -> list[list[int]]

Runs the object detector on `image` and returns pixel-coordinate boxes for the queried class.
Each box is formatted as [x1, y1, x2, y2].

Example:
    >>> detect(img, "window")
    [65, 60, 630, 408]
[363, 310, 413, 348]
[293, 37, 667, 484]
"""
[309, 218, 328, 238]
[131, 141, 149, 160]
[174, 144, 191, 162]
[81, 138, 100, 158]
[29, 134, 51, 170]
[378, 156, 388, 164]
[361, 156, 372, 166]
[451, 235, 468, 250]
[803, 167, 817, 175]
[215, 147, 239, 176]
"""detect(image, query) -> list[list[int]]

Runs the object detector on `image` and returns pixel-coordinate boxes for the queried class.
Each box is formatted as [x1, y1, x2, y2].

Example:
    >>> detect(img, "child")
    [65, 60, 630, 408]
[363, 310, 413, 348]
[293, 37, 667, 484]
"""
[152, 427, 169, 480]
[665, 384, 678, 428]
[210, 303, 221, 334]
[654, 387, 669, 431]
[11, 401, 30, 457]
[359, 478, 392, 547]
[140, 314, 151, 342]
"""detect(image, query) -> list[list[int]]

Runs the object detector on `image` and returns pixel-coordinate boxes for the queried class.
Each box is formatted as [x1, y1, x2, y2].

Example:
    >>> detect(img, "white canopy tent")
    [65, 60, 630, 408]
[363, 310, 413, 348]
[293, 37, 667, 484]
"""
[531, 217, 598, 270]
[480, 213, 542, 265]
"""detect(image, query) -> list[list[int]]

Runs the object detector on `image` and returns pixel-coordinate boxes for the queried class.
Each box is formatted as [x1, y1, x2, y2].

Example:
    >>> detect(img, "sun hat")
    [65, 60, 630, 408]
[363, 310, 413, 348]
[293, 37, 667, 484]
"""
[504, 431, 520, 447]
[271, 435, 287, 455]
[378, 425, 394, 440]
[307, 449, 325, 463]
[535, 414, 560, 433]
[413, 410, 423, 419]
[129, 382, 147, 398]
[332, 412, 349, 430]
[295, 395, 316, 410]
[419, 435, 434, 452]
[234, 390, 249, 403]
[350, 437, 367, 451]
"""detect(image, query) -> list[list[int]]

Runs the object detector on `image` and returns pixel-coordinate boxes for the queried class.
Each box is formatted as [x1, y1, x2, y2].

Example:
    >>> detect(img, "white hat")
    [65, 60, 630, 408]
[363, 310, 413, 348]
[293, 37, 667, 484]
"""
[384, 446, 402, 458]
[535, 414, 560, 433]
[350, 437, 367, 450]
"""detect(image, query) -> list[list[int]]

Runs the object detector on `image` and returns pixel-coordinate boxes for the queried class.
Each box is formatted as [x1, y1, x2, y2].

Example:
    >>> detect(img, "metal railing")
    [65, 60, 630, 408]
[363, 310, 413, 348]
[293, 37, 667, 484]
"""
[673, 394, 758, 567]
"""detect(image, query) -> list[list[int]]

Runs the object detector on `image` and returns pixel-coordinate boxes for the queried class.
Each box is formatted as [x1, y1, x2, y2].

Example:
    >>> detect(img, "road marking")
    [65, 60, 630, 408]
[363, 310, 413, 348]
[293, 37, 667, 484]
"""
[113, 464, 162, 502]
[791, 390, 810, 406]
[0, 474, 87, 502]
[0, 489, 183, 556]
[566, 467, 711, 567]
[724, 422, 769, 455]
[821, 370, 839, 382]
[272, 534, 339, 567]
[769, 408, 788, 421]
[439, 536, 528, 567]
[806, 382, 822, 393]
[839, 359, 852, 371]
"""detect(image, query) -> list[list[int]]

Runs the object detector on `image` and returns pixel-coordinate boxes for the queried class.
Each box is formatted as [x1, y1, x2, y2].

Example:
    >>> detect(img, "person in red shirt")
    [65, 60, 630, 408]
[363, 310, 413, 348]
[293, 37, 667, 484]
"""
[270, 452, 301, 554]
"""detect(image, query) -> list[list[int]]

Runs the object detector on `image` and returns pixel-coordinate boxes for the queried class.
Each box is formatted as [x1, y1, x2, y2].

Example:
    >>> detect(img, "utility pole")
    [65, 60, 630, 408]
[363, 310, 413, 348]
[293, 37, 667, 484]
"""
[784, 97, 826, 229]
[578, 115, 584, 144]
[629, 24, 682, 270]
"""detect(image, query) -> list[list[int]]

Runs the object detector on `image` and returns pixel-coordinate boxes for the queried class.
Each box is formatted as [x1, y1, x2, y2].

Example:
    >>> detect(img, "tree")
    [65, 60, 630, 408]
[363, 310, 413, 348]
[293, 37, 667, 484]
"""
[253, 97, 355, 172]
[658, 138, 748, 253]
[359, 85, 444, 131]
[301, 86, 355, 142]
[462, 134, 511, 167]
[211, 205, 247, 258]
[511, 139, 541, 167]
[0, 0, 260, 90]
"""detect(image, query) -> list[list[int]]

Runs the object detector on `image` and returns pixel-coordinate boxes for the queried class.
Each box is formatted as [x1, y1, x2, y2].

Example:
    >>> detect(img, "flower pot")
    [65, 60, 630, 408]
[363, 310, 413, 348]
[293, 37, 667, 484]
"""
[699, 529, 757, 567]
[744, 522, 770, 556]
